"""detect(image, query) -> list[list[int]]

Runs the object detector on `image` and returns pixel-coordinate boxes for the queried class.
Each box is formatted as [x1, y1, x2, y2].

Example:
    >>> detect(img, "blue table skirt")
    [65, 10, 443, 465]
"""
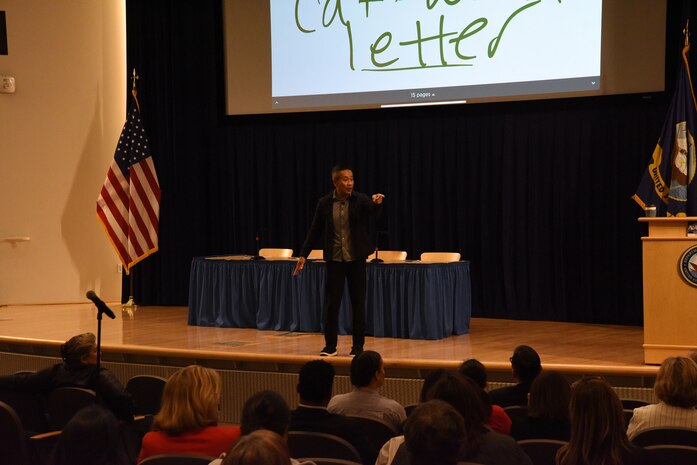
[187, 257, 471, 340]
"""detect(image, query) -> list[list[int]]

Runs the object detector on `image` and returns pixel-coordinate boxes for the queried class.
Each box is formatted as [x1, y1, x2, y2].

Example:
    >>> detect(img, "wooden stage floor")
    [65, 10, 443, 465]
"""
[0, 303, 657, 377]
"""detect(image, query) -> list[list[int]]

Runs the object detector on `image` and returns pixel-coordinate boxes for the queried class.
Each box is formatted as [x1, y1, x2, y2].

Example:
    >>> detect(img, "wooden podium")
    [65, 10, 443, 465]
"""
[640, 217, 697, 364]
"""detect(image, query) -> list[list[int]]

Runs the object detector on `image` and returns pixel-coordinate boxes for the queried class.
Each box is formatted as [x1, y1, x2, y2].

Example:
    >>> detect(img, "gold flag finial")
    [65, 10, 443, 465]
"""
[130, 68, 141, 112]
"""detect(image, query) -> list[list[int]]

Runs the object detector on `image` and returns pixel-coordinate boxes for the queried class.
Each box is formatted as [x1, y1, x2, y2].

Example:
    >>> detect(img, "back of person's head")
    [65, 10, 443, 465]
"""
[153, 365, 220, 436]
[54, 405, 126, 465]
[297, 360, 334, 404]
[458, 359, 487, 389]
[222, 429, 291, 465]
[687, 349, 697, 366]
[654, 356, 697, 407]
[419, 368, 449, 403]
[241, 390, 290, 436]
[423, 372, 487, 458]
[528, 370, 570, 420]
[350, 350, 382, 387]
[510, 345, 542, 383]
[404, 400, 465, 465]
[557, 377, 631, 465]
[60, 332, 96, 366]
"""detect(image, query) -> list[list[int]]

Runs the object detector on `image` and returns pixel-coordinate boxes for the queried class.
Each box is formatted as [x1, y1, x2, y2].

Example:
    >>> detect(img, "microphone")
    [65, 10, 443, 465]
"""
[86, 290, 116, 319]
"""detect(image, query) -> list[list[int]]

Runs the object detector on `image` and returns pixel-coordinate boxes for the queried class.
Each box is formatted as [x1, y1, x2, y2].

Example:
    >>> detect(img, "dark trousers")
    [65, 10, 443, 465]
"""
[324, 260, 366, 349]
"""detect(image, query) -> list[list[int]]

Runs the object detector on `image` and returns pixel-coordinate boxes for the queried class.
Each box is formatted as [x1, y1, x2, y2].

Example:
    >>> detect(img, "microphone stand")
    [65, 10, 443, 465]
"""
[371, 231, 385, 263]
[251, 232, 265, 260]
[96, 307, 104, 372]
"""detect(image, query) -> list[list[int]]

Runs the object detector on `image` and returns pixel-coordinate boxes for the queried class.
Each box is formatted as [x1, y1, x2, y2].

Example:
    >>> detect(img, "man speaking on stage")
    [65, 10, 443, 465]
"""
[294, 166, 384, 357]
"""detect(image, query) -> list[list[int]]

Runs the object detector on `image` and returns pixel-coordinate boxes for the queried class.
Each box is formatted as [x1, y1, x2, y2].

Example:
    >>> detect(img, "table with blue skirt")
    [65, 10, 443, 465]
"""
[187, 256, 471, 340]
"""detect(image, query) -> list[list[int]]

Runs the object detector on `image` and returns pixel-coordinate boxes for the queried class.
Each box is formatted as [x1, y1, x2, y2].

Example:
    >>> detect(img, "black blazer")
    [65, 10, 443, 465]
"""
[300, 191, 382, 261]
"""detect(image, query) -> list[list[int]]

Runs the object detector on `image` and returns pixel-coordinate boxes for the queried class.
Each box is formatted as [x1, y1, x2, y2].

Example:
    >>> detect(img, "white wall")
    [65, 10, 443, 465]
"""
[0, 0, 126, 304]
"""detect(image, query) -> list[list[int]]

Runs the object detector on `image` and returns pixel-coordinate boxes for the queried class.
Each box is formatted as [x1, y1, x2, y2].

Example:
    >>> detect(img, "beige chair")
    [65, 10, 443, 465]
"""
[419, 252, 460, 262]
[367, 250, 407, 261]
[258, 248, 293, 259]
[307, 249, 324, 260]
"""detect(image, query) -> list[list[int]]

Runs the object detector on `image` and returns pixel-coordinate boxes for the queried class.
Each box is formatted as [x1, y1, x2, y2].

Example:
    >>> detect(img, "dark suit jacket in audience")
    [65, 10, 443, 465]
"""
[488, 381, 532, 408]
[290, 405, 371, 463]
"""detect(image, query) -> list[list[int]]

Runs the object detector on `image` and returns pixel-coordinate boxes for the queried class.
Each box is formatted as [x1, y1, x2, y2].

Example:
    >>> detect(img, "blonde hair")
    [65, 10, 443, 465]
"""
[222, 430, 290, 465]
[60, 333, 96, 366]
[654, 356, 697, 407]
[153, 365, 221, 435]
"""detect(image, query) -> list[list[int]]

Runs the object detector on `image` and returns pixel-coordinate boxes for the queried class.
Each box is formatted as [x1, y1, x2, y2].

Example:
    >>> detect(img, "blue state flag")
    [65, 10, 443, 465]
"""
[633, 40, 697, 217]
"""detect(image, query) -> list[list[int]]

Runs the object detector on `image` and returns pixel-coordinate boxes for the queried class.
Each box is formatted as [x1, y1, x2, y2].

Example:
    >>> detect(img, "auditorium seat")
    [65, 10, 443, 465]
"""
[139, 454, 216, 465]
[631, 426, 697, 448]
[643, 444, 697, 463]
[517, 439, 567, 465]
[287, 431, 362, 463]
[258, 248, 293, 258]
[367, 250, 407, 261]
[0, 401, 30, 465]
[302, 459, 362, 465]
[126, 375, 167, 416]
[621, 398, 650, 410]
[47, 387, 96, 430]
[420, 252, 461, 262]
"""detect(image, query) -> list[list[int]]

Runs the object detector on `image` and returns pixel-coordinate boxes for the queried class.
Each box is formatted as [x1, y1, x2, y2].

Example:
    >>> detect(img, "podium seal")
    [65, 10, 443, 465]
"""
[680, 245, 697, 287]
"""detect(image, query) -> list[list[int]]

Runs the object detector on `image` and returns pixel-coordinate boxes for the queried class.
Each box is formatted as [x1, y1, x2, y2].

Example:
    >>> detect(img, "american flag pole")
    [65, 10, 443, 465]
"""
[122, 69, 139, 310]
[97, 68, 160, 311]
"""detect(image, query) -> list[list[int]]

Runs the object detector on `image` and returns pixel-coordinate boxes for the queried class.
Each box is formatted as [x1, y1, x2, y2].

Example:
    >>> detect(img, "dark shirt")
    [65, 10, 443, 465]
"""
[300, 190, 382, 261]
[488, 381, 533, 408]
[0, 363, 134, 422]
[290, 405, 374, 464]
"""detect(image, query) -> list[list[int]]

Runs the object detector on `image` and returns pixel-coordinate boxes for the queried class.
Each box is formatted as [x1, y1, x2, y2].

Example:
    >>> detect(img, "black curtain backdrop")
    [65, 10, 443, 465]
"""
[124, 0, 696, 325]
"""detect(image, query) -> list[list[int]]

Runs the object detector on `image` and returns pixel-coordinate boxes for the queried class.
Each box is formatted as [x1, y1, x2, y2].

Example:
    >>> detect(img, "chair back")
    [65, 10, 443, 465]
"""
[126, 375, 167, 415]
[307, 249, 324, 260]
[47, 387, 97, 430]
[347, 415, 399, 464]
[517, 439, 567, 465]
[621, 398, 650, 410]
[631, 427, 697, 447]
[404, 403, 418, 417]
[139, 454, 216, 465]
[368, 250, 407, 261]
[644, 444, 697, 463]
[303, 459, 362, 465]
[258, 248, 293, 258]
[503, 405, 529, 421]
[287, 431, 362, 462]
[419, 252, 460, 262]
[0, 401, 30, 465]
[0, 388, 49, 434]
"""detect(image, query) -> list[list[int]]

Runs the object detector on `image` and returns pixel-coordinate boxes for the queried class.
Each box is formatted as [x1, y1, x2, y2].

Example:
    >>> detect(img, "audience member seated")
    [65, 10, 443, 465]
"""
[210, 390, 314, 465]
[557, 377, 655, 465]
[222, 429, 291, 465]
[627, 356, 697, 440]
[289, 360, 371, 463]
[0, 332, 134, 422]
[53, 404, 131, 465]
[327, 350, 407, 432]
[403, 400, 466, 465]
[488, 345, 542, 408]
[459, 359, 512, 434]
[377, 372, 532, 465]
[137, 365, 240, 463]
[510, 370, 570, 441]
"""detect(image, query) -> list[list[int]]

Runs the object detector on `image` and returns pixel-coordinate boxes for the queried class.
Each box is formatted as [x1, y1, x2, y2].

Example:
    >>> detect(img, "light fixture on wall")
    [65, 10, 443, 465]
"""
[1, 237, 30, 248]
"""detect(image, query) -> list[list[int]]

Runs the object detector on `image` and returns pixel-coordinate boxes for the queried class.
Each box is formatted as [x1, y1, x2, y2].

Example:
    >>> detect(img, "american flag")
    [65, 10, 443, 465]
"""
[97, 98, 160, 274]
